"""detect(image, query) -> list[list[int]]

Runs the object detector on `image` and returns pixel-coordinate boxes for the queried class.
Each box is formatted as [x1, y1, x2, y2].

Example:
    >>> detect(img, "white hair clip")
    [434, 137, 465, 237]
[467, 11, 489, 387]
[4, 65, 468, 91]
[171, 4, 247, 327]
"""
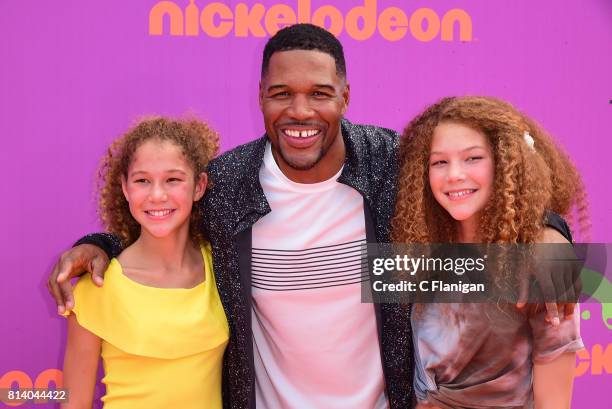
[523, 131, 535, 150]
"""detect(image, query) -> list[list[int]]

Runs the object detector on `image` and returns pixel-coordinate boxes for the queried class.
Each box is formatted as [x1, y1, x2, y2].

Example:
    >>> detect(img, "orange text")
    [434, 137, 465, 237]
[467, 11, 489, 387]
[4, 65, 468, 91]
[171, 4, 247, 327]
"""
[149, 0, 473, 41]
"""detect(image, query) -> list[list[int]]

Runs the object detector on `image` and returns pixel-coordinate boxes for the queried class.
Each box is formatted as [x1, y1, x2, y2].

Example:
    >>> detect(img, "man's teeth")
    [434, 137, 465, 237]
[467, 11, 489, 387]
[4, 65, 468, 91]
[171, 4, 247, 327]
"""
[147, 209, 172, 217]
[448, 190, 475, 198]
[284, 129, 320, 138]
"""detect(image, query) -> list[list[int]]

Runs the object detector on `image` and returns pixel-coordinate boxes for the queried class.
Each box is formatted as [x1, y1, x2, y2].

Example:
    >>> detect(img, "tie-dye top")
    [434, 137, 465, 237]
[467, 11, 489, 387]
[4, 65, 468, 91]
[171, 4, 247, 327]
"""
[412, 302, 583, 409]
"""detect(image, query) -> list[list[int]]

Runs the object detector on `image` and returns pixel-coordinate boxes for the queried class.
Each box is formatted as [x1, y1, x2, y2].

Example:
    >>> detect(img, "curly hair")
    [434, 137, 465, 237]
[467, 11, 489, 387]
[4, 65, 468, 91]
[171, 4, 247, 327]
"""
[262, 23, 346, 79]
[96, 117, 220, 247]
[391, 96, 589, 245]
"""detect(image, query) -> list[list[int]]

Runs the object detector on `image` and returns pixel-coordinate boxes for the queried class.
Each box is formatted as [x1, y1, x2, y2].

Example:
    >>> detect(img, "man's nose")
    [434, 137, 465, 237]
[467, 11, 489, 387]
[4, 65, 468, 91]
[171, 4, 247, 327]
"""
[286, 94, 314, 120]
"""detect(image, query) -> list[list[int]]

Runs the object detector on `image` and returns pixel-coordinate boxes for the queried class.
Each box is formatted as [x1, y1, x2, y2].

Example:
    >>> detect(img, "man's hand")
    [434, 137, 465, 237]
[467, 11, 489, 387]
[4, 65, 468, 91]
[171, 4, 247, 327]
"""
[516, 228, 582, 326]
[47, 244, 110, 314]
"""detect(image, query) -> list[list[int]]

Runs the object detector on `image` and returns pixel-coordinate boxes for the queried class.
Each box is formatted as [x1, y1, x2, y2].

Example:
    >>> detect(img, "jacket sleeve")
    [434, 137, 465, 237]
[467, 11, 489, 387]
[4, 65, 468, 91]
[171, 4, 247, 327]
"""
[74, 232, 124, 259]
[544, 211, 573, 243]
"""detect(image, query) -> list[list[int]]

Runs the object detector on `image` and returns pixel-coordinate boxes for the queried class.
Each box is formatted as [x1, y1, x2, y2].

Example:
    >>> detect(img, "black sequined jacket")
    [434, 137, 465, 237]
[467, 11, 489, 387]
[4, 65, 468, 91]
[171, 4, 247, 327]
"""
[78, 118, 414, 409]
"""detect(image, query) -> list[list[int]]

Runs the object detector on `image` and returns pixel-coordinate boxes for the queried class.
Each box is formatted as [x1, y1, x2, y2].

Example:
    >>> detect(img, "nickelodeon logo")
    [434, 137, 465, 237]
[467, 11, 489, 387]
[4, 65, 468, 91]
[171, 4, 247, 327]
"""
[575, 343, 612, 377]
[149, 0, 472, 42]
[0, 369, 61, 407]
[0, 355, 609, 408]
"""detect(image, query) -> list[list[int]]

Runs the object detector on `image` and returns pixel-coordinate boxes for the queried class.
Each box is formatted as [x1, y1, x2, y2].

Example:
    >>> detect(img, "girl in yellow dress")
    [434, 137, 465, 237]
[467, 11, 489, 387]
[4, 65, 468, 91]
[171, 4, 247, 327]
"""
[61, 117, 228, 409]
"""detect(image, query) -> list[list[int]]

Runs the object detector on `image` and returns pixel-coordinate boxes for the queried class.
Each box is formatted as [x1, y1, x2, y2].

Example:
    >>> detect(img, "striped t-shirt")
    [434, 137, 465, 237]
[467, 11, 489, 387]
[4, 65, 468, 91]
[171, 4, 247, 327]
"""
[251, 143, 388, 409]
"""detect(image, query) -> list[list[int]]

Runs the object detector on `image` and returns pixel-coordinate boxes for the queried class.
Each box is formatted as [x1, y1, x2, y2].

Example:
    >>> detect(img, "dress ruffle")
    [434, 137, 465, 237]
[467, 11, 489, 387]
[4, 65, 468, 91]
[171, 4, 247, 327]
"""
[65, 244, 228, 359]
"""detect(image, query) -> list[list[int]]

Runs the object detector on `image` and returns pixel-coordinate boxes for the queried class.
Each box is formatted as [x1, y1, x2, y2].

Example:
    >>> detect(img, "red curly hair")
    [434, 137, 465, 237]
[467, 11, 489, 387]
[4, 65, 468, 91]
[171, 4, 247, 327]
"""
[96, 116, 220, 246]
[391, 96, 589, 245]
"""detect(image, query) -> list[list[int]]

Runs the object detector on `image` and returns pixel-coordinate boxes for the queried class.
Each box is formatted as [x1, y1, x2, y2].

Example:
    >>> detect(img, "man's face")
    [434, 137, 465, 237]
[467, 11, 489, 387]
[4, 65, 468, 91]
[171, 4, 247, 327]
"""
[259, 50, 349, 178]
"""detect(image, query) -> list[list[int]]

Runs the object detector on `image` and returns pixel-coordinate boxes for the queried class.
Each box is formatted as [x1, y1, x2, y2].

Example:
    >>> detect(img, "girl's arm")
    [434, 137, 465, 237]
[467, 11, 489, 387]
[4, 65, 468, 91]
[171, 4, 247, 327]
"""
[61, 314, 101, 409]
[533, 352, 576, 409]
[532, 226, 580, 408]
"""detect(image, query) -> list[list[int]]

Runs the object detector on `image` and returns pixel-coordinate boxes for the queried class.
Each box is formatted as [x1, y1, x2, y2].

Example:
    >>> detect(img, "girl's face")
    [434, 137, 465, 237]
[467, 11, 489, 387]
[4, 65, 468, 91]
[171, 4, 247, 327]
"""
[121, 139, 206, 241]
[428, 122, 494, 233]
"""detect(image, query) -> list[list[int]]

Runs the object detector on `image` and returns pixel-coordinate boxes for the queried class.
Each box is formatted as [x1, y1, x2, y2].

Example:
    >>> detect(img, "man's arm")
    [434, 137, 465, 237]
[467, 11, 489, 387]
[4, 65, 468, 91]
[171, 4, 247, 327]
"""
[47, 233, 123, 313]
[517, 225, 581, 325]
[74, 232, 124, 259]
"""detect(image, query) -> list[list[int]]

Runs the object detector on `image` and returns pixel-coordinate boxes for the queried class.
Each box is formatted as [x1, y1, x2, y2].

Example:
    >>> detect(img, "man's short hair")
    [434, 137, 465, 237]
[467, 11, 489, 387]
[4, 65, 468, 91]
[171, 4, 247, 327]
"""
[261, 24, 346, 79]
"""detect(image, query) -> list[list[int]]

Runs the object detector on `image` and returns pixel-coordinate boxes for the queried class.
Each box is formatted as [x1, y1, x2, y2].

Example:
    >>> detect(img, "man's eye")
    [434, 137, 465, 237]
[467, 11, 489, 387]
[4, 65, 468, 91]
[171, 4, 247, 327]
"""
[312, 91, 331, 98]
[168, 178, 183, 183]
[271, 91, 290, 98]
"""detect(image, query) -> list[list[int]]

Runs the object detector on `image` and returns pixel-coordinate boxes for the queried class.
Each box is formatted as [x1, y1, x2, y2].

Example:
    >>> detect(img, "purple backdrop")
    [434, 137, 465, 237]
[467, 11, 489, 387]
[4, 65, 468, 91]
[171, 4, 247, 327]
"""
[1, 0, 611, 407]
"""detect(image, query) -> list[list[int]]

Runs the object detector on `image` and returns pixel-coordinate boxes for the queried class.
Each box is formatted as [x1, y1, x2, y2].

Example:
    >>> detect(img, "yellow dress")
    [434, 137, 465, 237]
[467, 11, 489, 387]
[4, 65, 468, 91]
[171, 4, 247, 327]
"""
[66, 244, 229, 409]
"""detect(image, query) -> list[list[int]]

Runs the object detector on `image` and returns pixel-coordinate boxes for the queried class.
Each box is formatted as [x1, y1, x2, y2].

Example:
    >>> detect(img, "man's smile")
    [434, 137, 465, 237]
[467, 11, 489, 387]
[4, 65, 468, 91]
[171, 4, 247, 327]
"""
[278, 124, 325, 149]
[282, 129, 321, 138]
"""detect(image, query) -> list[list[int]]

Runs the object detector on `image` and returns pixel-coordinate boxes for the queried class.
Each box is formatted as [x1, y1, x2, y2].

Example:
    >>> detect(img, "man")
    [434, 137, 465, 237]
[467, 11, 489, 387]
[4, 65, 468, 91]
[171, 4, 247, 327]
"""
[50, 24, 413, 409]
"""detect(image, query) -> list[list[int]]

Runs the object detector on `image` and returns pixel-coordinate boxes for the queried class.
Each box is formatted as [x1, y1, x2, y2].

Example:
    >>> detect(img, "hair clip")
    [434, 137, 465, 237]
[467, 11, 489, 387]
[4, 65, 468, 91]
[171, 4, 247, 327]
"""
[523, 131, 535, 150]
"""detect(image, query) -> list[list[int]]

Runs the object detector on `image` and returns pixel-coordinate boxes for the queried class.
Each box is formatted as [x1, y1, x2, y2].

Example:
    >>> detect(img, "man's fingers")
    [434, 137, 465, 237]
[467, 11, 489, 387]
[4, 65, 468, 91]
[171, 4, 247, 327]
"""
[90, 254, 108, 287]
[564, 302, 576, 319]
[56, 254, 77, 283]
[573, 265, 583, 302]
[551, 264, 568, 304]
[47, 272, 66, 314]
[552, 253, 582, 321]
[48, 259, 68, 313]
[55, 256, 77, 311]
[564, 264, 576, 302]
[59, 280, 75, 311]
[516, 269, 530, 309]
[537, 269, 561, 326]
[544, 302, 560, 327]
[559, 263, 576, 320]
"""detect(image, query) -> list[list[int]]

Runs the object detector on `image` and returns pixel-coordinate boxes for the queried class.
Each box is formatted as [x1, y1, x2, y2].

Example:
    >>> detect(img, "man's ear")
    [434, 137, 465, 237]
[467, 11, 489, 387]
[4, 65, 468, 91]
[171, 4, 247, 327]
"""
[341, 82, 350, 115]
[194, 172, 208, 201]
[259, 80, 264, 111]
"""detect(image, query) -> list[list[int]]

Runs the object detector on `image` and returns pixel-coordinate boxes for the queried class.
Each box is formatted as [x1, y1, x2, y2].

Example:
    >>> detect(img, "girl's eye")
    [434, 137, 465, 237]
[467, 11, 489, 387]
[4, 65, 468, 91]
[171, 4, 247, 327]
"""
[134, 179, 148, 184]
[168, 178, 182, 183]
[466, 156, 483, 162]
[430, 160, 447, 167]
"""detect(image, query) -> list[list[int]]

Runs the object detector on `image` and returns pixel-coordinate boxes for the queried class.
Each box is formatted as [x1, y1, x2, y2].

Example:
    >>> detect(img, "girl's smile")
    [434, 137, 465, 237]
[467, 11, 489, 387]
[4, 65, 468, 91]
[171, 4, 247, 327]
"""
[445, 188, 478, 201]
